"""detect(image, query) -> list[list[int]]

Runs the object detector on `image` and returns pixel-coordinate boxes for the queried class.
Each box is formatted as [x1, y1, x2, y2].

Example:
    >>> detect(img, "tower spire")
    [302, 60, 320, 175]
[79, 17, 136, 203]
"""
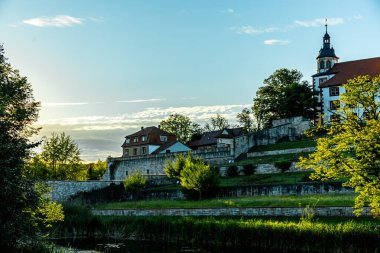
[325, 18, 328, 33]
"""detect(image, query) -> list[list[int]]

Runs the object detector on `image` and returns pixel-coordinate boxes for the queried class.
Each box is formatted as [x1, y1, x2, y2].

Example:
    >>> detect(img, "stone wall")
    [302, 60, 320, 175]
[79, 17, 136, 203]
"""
[104, 148, 233, 181]
[92, 206, 370, 217]
[47, 180, 121, 202]
[247, 147, 316, 158]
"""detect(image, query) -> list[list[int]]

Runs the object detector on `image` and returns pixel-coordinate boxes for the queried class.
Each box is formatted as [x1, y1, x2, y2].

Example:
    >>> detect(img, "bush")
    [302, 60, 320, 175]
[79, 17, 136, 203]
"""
[226, 166, 239, 177]
[123, 172, 148, 199]
[274, 160, 292, 172]
[243, 164, 256, 176]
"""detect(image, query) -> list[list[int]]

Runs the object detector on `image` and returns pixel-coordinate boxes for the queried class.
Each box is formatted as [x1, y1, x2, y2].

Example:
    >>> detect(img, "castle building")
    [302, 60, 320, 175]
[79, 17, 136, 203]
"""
[312, 24, 380, 123]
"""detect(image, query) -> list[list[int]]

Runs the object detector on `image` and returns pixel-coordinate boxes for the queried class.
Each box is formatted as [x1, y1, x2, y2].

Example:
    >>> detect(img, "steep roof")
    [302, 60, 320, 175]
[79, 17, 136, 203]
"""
[187, 128, 243, 148]
[151, 140, 189, 154]
[122, 126, 176, 147]
[319, 57, 380, 88]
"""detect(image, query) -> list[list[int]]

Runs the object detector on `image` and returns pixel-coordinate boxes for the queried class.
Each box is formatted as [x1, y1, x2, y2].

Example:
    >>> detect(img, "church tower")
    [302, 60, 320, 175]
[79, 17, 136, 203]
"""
[317, 23, 339, 73]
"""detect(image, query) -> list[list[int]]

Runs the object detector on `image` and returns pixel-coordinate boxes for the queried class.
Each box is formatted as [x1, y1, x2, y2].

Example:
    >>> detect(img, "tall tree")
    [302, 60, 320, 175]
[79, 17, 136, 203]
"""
[39, 132, 85, 180]
[252, 68, 318, 129]
[204, 114, 230, 131]
[160, 113, 202, 143]
[0, 45, 63, 250]
[236, 108, 256, 133]
[298, 75, 380, 216]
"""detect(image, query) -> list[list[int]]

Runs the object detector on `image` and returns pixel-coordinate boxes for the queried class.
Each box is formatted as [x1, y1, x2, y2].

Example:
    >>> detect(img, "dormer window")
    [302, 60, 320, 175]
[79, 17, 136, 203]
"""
[142, 135, 147, 142]
[133, 137, 138, 143]
[125, 138, 130, 144]
[160, 135, 168, 142]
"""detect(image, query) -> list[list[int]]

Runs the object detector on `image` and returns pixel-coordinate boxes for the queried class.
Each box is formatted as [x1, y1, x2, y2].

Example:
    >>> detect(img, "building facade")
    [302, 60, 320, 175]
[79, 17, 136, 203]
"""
[312, 24, 380, 123]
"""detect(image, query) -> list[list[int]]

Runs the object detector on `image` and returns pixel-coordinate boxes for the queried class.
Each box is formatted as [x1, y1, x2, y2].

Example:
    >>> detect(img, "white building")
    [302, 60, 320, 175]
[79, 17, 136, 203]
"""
[312, 24, 380, 123]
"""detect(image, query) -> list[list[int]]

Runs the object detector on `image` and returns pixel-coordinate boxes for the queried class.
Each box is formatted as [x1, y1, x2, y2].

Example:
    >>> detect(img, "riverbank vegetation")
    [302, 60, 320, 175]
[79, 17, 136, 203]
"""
[93, 194, 356, 210]
[54, 204, 380, 253]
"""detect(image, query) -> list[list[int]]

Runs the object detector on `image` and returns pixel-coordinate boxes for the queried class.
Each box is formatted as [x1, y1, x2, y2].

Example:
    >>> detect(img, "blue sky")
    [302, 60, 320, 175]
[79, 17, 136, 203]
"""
[1, 0, 380, 161]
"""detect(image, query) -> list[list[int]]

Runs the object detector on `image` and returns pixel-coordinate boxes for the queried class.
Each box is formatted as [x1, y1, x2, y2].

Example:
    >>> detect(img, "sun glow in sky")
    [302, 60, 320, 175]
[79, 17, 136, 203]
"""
[1, 0, 380, 161]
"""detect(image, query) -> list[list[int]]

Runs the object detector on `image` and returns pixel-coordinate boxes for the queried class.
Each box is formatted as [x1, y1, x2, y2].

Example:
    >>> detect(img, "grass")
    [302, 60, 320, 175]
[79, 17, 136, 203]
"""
[93, 194, 356, 210]
[56, 205, 380, 253]
[249, 139, 316, 153]
[219, 171, 312, 186]
[226, 152, 313, 167]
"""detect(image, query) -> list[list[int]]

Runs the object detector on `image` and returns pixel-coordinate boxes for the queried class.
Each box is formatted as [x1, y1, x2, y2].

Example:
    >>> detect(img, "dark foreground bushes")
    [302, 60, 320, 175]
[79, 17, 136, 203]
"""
[53, 204, 380, 253]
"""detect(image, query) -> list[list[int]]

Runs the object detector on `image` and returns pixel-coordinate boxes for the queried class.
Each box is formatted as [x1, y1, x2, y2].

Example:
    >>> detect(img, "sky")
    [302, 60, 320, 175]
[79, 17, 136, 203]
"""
[1, 0, 380, 161]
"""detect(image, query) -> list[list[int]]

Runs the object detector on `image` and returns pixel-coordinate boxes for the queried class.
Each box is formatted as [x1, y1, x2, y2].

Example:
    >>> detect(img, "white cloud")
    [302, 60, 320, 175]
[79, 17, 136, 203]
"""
[264, 39, 290, 46]
[294, 17, 345, 28]
[231, 26, 277, 35]
[37, 104, 248, 129]
[116, 98, 167, 103]
[221, 9, 235, 14]
[23, 15, 83, 27]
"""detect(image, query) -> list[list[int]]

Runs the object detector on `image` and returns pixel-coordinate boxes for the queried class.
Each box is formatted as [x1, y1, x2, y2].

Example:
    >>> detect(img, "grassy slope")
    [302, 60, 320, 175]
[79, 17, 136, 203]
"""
[93, 194, 356, 209]
[249, 139, 316, 152]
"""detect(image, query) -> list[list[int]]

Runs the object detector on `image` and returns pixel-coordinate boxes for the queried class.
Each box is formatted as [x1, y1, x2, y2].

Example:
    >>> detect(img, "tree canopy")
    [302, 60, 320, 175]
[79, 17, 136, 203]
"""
[252, 68, 318, 129]
[298, 75, 380, 217]
[204, 114, 230, 131]
[0, 45, 63, 250]
[236, 108, 256, 133]
[160, 113, 202, 143]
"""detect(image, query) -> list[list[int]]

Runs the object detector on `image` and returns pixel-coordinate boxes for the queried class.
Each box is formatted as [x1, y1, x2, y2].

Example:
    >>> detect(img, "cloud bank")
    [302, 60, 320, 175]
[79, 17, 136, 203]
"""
[23, 15, 83, 27]
[264, 39, 290, 46]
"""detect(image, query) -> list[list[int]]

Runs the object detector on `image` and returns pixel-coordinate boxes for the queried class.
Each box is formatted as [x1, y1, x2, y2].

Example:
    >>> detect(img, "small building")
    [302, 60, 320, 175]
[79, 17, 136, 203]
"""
[151, 140, 191, 154]
[312, 24, 380, 123]
[122, 126, 179, 157]
[187, 128, 243, 151]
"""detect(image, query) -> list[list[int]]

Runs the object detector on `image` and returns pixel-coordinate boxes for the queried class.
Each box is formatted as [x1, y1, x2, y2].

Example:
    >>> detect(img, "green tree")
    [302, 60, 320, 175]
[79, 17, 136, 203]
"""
[237, 108, 256, 132]
[204, 114, 230, 131]
[179, 156, 219, 199]
[164, 153, 186, 179]
[86, 160, 107, 180]
[252, 68, 318, 129]
[0, 45, 63, 250]
[298, 75, 380, 217]
[40, 132, 85, 180]
[160, 113, 202, 143]
[123, 172, 148, 199]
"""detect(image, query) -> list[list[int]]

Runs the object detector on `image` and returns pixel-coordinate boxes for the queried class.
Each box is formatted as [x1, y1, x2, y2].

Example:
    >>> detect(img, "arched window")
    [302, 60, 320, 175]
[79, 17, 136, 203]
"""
[326, 60, 331, 69]
[320, 61, 325, 69]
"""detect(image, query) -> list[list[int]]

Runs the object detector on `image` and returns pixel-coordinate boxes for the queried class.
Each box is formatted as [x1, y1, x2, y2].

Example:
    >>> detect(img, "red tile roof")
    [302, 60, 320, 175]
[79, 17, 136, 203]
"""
[187, 128, 243, 148]
[319, 57, 380, 88]
[122, 126, 176, 147]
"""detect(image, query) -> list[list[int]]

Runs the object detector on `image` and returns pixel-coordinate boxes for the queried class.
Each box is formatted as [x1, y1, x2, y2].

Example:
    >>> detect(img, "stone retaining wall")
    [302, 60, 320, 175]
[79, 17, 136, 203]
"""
[92, 206, 371, 217]
[247, 147, 316, 158]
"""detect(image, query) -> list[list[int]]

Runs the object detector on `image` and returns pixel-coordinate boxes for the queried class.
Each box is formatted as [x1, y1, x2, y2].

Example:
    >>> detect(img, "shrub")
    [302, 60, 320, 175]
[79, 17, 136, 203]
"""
[226, 166, 239, 177]
[123, 172, 148, 199]
[243, 164, 256, 176]
[274, 160, 292, 172]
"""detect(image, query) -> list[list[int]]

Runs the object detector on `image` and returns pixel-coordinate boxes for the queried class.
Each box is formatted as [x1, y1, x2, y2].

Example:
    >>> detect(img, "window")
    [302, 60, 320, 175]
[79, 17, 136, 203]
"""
[320, 61, 325, 69]
[142, 147, 147, 154]
[147, 169, 150, 175]
[141, 135, 147, 142]
[133, 137, 138, 143]
[329, 87, 339, 96]
[126, 171, 128, 176]
[160, 135, 168, 142]
[326, 60, 331, 69]
[124, 149, 129, 156]
[133, 148, 137, 155]
[319, 78, 327, 85]
[329, 100, 340, 110]
[125, 138, 130, 144]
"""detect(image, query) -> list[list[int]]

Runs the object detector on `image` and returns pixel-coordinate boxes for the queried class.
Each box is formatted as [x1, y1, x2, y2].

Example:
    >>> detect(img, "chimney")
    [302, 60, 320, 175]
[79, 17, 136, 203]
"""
[158, 125, 160, 129]
[141, 126, 144, 130]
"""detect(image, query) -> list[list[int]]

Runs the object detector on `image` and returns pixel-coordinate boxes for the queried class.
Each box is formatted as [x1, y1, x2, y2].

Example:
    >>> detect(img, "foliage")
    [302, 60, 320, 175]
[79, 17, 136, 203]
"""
[204, 113, 230, 131]
[274, 160, 292, 172]
[226, 166, 239, 177]
[243, 164, 256, 175]
[237, 108, 256, 132]
[298, 75, 380, 217]
[123, 172, 148, 199]
[252, 68, 318, 129]
[164, 153, 186, 179]
[86, 160, 107, 180]
[0, 44, 61, 250]
[180, 156, 219, 199]
[160, 113, 202, 143]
